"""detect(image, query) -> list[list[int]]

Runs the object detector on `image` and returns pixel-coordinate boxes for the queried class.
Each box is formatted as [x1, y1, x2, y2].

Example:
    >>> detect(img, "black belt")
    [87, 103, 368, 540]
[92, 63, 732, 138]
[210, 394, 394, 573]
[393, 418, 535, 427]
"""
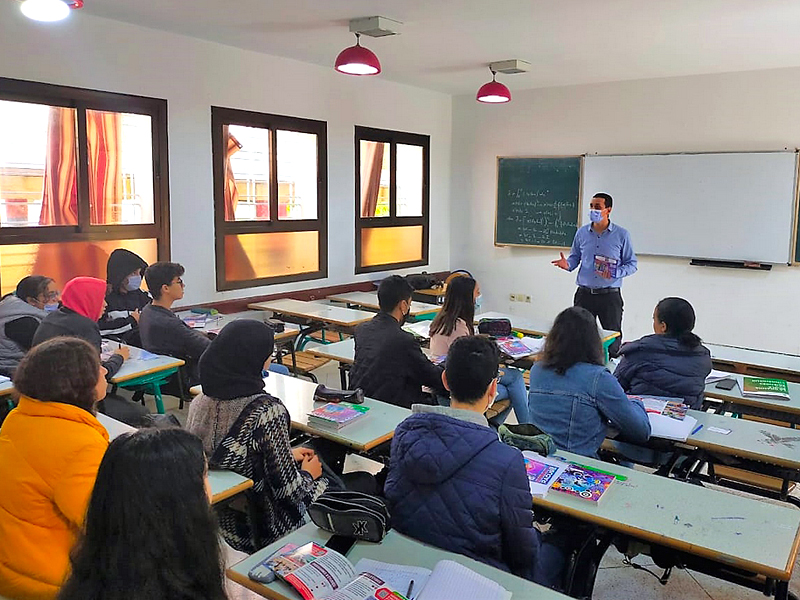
[579, 286, 620, 295]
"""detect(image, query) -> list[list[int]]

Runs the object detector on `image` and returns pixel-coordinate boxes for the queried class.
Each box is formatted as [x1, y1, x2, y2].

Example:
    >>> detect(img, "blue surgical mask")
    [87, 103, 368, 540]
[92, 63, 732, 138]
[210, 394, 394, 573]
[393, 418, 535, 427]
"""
[125, 274, 142, 292]
[474, 294, 483, 310]
[44, 302, 59, 313]
[589, 209, 604, 223]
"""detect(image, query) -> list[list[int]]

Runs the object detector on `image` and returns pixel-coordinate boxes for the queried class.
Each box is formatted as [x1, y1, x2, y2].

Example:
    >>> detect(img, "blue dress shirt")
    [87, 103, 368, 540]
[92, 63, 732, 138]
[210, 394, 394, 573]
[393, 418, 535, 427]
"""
[566, 222, 637, 289]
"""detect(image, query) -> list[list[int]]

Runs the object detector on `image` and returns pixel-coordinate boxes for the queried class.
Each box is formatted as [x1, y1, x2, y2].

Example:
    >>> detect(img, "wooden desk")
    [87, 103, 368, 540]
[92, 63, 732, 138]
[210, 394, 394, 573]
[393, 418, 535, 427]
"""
[262, 372, 409, 452]
[96, 412, 253, 505]
[177, 310, 300, 342]
[475, 311, 619, 344]
[534, 451, 800, 599]
[248, 299, 374, 329]
[327, 291, 440, 317]
[108, 347, 185, 384]
[704, 379, 800, 427]
[707, 343, 800, 381]
[227, 522, 569, 600]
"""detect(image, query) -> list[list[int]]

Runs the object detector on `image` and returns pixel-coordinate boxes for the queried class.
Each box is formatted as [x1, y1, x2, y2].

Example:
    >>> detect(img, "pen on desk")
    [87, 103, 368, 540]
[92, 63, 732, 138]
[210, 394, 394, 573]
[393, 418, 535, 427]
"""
[406, 579, 414, 599]
[691, 424, 703, 435]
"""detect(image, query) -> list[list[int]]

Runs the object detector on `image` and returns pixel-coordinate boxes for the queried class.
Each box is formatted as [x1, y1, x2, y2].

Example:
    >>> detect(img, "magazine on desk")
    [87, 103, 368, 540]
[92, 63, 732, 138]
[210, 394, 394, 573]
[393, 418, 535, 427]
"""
[629, 395, 697, 441]
[266, 543, 512, 600]
[495, 336, 544, 360]
[522, 451, 568, 498]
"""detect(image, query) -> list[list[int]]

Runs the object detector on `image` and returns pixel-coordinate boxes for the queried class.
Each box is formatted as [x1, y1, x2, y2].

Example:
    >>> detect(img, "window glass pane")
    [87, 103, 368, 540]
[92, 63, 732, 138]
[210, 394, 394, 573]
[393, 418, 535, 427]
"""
[226, 125, 271, 221]
[396, 144, 423, 217]
[86, 110, 154, 225]
[224, 231, 319, 282]
[359, 141, 390, 218]
[360, 226, 423, 268]
[0, 238, 157, 296]
[0, 100, 78, 227]
[277, 130, 317, 220]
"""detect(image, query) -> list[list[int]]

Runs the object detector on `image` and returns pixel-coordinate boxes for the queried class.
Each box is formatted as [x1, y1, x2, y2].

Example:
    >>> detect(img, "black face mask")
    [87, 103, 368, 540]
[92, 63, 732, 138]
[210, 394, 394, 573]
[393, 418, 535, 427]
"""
[399, 303, 411, 326]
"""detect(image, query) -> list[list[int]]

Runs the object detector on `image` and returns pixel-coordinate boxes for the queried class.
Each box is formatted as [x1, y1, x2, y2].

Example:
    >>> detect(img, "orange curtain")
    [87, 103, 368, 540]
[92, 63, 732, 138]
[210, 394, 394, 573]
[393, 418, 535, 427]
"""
[360, 141, 384, 217]
[39, 107, 78, 226]
[223, 126, 242, 220]
[33, 109, 121, 287]
[220, 126, 256, 282]
[87, 111, 123, 225]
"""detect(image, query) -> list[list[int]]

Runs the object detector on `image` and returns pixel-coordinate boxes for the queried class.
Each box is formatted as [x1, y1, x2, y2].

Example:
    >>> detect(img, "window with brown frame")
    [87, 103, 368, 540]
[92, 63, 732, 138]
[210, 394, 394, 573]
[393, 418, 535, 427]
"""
[0, 78, 169, 295]
[355, 126, 429, 274]
[211, 107, 328, 291]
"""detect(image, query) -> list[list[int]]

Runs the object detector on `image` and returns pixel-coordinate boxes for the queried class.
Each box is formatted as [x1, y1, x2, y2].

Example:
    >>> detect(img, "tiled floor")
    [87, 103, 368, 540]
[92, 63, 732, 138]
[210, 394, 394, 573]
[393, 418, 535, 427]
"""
[151, 357, 800, 600]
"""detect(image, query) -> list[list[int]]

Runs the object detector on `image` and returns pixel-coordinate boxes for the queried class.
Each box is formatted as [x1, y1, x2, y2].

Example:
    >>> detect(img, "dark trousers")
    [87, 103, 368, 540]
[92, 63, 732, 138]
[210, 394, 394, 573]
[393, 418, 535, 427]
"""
[573, 287, 624, 358]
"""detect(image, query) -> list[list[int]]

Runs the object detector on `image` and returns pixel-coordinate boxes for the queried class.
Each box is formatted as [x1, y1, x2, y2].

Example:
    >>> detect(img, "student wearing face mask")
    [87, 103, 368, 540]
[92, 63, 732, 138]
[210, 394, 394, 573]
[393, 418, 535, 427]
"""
[0, 275, 59, 376]
[99, 249, 151, 346]
[552, 192, 637, 357]
[429, 275, 530, 424]
[350, 275, 446, 409]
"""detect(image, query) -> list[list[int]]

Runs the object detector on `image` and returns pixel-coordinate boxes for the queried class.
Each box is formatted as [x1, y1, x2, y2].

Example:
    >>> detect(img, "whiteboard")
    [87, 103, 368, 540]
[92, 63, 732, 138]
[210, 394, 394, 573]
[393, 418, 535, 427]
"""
[582, 152, 798, 263]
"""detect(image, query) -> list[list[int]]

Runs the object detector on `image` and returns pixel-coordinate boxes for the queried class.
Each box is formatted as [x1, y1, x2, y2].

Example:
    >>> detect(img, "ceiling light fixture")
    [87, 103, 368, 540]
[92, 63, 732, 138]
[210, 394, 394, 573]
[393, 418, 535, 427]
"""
[476, 68, 511, 104]
[335, 33, 381, 76]
[20, 0, 82, 22]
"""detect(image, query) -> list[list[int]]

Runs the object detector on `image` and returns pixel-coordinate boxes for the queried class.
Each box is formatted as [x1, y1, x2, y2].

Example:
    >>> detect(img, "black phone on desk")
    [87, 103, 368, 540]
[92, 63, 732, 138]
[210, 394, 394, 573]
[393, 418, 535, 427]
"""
[715, 379, 737, 390]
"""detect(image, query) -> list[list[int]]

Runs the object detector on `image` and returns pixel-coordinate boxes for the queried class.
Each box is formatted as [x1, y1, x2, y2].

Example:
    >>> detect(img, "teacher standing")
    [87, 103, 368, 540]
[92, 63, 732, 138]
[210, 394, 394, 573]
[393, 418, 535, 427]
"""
[552, 192, 637, 357]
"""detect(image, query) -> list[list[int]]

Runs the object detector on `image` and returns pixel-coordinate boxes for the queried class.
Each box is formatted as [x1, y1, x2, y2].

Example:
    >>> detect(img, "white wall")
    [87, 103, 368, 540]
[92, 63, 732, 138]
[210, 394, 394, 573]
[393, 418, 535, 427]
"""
[0, 2, 451, 305]
[452, 67, 800, 354]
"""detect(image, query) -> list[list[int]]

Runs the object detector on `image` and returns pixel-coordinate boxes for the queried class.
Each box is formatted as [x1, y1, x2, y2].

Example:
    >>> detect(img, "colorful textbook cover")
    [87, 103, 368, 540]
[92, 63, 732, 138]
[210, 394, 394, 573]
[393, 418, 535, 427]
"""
[550, 463, 615, 503]
[307, 402, 370, 430]
[522, 452, 568, 497]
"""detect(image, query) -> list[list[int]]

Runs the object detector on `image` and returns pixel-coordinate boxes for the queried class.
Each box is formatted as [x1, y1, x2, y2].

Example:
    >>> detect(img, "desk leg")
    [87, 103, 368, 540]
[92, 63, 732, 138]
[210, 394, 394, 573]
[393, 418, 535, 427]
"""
[775, 580, 789, 600]
[152, 383, 165, 414]
[339, 363, 349, 389]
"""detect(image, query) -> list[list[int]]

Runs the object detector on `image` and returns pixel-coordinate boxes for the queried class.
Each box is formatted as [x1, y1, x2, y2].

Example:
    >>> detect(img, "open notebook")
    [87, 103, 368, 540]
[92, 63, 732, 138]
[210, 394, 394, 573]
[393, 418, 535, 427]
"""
[354, 558, 512, 600]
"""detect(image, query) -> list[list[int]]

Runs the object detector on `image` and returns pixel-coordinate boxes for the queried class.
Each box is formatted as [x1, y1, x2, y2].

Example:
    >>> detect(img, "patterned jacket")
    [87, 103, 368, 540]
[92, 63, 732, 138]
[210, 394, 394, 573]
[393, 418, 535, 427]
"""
[188, 392, 327, 552]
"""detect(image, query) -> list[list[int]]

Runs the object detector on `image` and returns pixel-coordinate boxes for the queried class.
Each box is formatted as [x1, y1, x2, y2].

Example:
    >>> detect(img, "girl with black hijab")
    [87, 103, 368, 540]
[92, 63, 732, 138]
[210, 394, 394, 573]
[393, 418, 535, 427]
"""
[185, 320, 327, 552]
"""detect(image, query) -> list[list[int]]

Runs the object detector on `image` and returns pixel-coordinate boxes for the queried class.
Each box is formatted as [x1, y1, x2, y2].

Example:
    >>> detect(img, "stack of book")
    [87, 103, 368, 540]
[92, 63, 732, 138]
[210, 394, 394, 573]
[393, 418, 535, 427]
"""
[741, 377, 790, 400]
[307, 402, 370, 431]
[522, 452, 618, 504]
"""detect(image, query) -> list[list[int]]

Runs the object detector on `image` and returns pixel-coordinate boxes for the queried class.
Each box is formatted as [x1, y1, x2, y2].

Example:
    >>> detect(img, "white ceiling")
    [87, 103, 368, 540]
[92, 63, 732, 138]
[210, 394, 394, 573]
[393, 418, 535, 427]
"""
[81, 0, 800, 95]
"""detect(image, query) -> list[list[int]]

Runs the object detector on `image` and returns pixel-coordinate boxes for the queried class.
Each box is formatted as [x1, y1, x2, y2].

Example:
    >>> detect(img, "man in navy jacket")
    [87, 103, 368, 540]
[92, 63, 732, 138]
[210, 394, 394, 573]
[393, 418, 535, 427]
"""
[385, 336, 563, 588]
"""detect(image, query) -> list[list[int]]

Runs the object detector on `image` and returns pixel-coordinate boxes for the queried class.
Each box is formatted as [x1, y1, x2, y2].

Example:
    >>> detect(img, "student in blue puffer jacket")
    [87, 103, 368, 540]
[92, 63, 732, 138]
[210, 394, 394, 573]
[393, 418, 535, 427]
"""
[385, 336, 564, 589]
[615, 297, 712, 409]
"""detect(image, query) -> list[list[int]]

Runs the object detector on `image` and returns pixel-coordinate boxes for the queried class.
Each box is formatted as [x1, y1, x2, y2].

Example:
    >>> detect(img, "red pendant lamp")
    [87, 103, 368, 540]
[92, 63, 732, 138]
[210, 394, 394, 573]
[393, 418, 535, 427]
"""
[476, 68, 511, 104]
[335, 33, 381, 76]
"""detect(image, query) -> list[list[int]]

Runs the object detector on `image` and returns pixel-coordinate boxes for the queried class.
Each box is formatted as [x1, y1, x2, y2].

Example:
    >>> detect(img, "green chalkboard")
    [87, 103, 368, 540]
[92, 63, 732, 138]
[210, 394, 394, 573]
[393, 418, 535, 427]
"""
[495, 156, 582, 248]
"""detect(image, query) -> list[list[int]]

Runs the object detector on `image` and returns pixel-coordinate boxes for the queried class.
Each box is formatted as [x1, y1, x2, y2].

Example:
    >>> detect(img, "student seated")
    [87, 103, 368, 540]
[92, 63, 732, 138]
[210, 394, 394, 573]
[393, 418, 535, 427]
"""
[429, 275, 529, 424]
[58, 428, 227, 600]
[185, 320, 327, 552]
[385, 336, 562, 588]
[615, 297, 712, 409]
[99, 248, 151, 346]
[0, 275, 58, 377]
[527, 306, 651, 458]
[350, 275, 446, 408]
[0, 337, 110, 600]
[140, 262, 210, 386]
[32, 277, 147, 426]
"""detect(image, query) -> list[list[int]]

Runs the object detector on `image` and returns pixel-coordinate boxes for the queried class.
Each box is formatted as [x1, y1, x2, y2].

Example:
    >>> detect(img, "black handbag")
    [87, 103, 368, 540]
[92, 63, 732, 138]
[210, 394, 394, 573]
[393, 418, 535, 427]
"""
[477, 318, 513, 337]
[406, 272, 438, 290]
[308, 491, 391, 543]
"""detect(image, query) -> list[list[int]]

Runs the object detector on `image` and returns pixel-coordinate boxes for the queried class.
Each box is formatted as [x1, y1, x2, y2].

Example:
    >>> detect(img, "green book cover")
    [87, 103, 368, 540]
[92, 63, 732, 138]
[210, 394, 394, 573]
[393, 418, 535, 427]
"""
[741, 377, 790, 399]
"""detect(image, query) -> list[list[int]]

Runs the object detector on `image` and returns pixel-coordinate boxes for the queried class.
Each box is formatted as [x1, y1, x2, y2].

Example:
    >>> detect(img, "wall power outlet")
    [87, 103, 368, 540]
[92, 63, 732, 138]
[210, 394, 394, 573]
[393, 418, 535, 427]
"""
[509, 293, 531, 303]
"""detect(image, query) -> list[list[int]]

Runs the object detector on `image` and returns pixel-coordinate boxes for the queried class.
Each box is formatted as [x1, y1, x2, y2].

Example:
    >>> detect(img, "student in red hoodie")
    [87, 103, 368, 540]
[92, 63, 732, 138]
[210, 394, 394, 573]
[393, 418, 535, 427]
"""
[33, 277, 147, 425]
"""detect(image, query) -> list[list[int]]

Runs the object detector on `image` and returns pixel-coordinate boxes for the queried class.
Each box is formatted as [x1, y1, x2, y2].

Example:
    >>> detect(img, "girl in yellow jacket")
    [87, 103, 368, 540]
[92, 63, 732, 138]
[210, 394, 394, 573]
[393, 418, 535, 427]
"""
[0, 337, 110, 600]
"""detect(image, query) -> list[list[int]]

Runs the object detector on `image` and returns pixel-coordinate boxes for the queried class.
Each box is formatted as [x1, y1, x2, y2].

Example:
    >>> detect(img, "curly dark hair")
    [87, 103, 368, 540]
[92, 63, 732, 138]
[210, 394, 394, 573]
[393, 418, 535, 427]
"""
[14, 337, 100, 412]
[540, 306, 604, 375]
[58, 428, 227, 600]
